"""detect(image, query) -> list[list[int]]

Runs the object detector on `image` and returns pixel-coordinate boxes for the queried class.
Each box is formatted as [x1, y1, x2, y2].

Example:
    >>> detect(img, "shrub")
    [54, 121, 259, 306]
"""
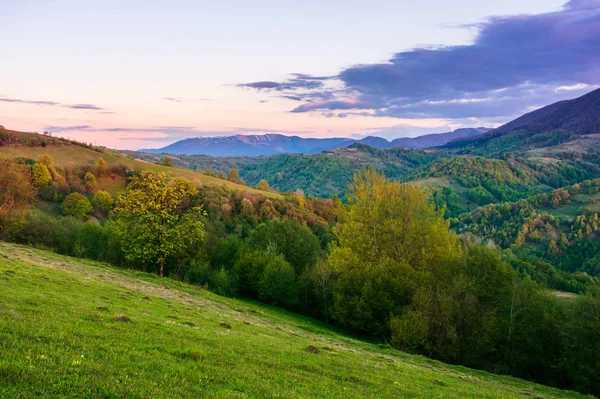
[92, 191, 114, 214]
[32, 163, 52, 186]
[62, 193, 93, 220]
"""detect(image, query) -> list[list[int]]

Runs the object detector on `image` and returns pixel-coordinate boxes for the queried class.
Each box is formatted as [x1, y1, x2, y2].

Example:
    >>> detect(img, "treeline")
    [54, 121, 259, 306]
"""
[1, 159, 599, 395]
[0, 127, 104, 152]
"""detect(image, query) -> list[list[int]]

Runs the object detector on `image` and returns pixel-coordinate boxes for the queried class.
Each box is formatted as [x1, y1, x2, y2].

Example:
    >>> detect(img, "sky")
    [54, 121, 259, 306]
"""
[1, 0, 599, 149]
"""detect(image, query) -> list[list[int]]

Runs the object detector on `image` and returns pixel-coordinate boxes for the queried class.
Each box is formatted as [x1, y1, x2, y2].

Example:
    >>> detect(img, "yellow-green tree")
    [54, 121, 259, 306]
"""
[256, 179, 269, 191]
[92, 190, 114, 215]
[37, 154, 53, 167]
[329, 168, 460, 335]
[228, 169, 239, 183]
[96, 158, 109, 176]
[62, 192, 93, 220]
[32, 162, 52, 186]
[112, 171, 205, 277]
[84, 172, 97, 192]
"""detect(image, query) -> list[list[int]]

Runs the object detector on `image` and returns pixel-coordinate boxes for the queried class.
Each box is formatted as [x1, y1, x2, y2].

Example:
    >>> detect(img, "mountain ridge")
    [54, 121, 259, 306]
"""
[142, 128, 491, 156]
[445, 88, 600, 151]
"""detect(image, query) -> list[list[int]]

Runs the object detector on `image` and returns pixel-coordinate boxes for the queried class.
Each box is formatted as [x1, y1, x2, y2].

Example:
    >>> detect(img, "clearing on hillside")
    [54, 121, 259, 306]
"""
[0, 243, 586, 399]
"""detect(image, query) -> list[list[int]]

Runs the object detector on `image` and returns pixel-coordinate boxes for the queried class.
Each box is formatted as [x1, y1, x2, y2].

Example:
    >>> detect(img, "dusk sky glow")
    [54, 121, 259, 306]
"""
[2, 0, 599, 149]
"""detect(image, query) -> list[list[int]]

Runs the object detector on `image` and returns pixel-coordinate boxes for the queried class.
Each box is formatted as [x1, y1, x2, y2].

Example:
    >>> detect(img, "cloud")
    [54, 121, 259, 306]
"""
[162, 97, 210, 103]
[43, 125, 93, 132]
[237, 73, 331, 92]
[0, 96, 107, 112]
[67, 104, 104, 110]
[238, 1, 600, 121]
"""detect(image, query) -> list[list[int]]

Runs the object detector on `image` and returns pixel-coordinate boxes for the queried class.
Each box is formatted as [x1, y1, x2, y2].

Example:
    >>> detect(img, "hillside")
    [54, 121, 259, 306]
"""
[0, 129, 279, 198]
[129, 145, 438, 197]
[141, 128, 490, 157]
[446, 89, 600, 155]
[0, 242, 586, 399]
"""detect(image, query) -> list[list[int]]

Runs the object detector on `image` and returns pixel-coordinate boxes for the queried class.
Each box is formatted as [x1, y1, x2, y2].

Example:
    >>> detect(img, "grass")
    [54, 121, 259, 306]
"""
[0, 242, 587, 399]
[0, 129, 280, 198]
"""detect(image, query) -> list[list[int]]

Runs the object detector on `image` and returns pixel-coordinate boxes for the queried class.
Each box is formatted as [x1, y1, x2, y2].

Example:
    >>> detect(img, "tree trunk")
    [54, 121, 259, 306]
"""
[159, 260, 164, 277]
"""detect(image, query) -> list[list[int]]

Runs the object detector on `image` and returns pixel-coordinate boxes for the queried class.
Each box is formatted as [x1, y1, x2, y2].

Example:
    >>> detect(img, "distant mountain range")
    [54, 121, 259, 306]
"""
[142, 127, 491, 157]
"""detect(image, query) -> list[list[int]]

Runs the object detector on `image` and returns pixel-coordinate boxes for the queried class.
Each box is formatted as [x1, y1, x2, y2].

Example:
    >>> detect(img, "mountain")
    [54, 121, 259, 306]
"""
[390, 127, 490, 148]
[446, 88, 600, 152]
[142, 128, 490, 156]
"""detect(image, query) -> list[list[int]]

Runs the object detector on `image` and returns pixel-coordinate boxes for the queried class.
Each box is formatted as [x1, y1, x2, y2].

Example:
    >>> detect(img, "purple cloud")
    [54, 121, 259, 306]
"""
[237, 73, 330, 92]
[238, 1, 600, 121]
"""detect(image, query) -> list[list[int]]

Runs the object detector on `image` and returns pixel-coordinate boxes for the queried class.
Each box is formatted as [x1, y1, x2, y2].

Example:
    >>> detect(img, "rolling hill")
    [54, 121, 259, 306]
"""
[446, 88, 600, 154]
[0, 242, 587, 399]
[0, 128, 279, 198]
[141, 128, 490, 156]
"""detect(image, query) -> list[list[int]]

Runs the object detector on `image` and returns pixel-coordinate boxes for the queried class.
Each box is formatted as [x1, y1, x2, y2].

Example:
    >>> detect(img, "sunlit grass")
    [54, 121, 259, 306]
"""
[0, 242, 586, 398]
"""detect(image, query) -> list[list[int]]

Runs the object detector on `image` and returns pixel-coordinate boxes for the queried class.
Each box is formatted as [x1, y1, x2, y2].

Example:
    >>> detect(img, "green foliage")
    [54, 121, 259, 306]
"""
[209, 267, 237, 297]
[31, 162, 52, 186]
[111, 171, 205, 276]
[258, 254, 298, 307]
[62, 193, 93, 220]
[1, 242, 586, 399]
[468, 186, 494, 205]
[329, 169, 460, 336]
[92, 190, 114, 215]
[76, 220, 110, 260]
[248, 220, 321, 274]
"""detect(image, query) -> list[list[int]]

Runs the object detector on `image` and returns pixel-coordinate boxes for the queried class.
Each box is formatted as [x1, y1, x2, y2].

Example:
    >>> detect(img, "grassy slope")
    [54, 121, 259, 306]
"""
[0, 130, 280, 198]
[0, 243, 585, 399]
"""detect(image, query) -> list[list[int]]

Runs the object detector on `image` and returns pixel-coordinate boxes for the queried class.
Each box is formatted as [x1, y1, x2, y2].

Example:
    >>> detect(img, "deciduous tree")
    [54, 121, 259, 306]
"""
[111, 171, 205, 276]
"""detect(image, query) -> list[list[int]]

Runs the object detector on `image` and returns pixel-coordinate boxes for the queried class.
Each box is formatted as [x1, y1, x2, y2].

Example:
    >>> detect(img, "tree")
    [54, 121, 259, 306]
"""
[37, 154, 53, 167]
[32, 162, 52, 186]
[162, 157, 174, 167]
[111, 172, 205, 277]
[258, 252, 298, 307]
[96, 158, 109, 176]
[228, 169, 239, 183]
[62, 193, 93, 220]
[329, 168, 460, 336]
[256, 179, 269, 191]
[0, 160, 36, 236]
[84, 172, 97, 192]
[92, 190, 114, 214]
[248, 220, 321, 274]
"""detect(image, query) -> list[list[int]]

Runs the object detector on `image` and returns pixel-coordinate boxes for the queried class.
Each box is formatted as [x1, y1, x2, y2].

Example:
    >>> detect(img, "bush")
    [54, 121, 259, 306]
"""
[77, 220, 109, 260]
[84, 172, 97, 192]
[92, 191, 114, 215]
[185, 261, 212, 286]
[209, 267, 237, 297]
[62, 193, 93, 220]
[258, 255, 298, 307]
[32, 163, 52, 186]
